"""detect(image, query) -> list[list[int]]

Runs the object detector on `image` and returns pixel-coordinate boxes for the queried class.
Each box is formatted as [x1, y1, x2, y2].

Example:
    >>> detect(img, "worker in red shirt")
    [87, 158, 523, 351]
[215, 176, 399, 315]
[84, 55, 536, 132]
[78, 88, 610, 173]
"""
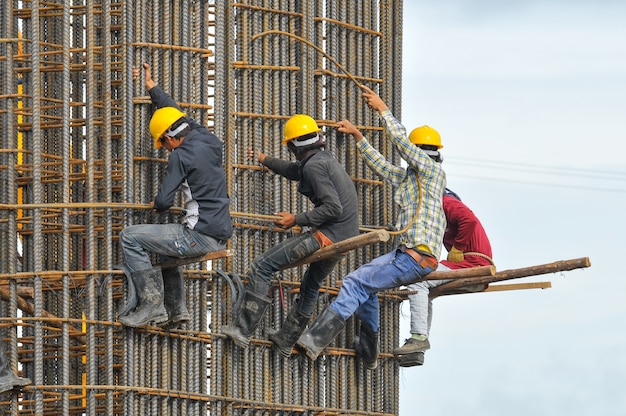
[395, 188, 493, 366]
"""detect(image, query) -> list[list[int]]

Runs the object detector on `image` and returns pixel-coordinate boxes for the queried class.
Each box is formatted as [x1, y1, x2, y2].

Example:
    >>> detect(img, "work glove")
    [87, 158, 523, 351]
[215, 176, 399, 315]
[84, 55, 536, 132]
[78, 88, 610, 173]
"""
[447, 246, 464, 262]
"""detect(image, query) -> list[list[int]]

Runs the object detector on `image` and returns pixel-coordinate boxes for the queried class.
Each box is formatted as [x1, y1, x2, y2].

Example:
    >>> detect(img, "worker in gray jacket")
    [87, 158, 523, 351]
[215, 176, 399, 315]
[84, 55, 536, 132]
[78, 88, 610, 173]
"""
[118, 64, 232, 329]
[223, 114, 359, 357]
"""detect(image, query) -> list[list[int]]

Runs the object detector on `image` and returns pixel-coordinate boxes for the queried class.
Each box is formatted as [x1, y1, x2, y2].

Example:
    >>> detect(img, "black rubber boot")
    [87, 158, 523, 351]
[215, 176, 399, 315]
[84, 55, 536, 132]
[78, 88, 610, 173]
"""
[0, 341, 31, 393]
[222, 289, 271, 348]
[118, 268, 168, 328]
[296, 307, 345, 361]
[354, 322, 379, 370]
[160, 266, 190, 329]
[268, 304, 310, 358]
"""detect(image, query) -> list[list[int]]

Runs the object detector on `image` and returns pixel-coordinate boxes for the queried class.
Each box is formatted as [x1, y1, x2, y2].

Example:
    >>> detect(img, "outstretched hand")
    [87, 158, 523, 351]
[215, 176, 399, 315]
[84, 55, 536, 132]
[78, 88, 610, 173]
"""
[132, 63, 157, 90]
[360, 84, 388, 112]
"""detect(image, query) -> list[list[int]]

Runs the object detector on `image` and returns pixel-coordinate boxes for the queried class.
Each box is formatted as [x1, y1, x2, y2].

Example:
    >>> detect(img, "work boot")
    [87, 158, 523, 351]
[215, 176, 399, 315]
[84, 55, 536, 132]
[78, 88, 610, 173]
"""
[118, 268, 168, 328]
[354, 322, 379, 370]
[160, 266, 190, 329]
[268, 304, 310, 358]
[0, 342, 31, 393]
[397, 351, 425, 367]
[296, 307, 345, 361]
[222, 289, 271, 348]
[393, 336, 430, 355]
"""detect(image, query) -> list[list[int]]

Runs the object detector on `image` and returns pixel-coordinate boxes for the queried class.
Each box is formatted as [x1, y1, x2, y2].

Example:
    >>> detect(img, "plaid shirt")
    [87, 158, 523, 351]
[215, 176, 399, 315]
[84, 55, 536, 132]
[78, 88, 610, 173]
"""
[356, 109, 447, 259]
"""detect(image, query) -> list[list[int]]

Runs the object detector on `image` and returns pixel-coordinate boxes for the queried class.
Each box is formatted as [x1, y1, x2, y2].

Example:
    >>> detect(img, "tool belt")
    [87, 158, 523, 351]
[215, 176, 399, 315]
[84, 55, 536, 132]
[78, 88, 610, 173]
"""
[312, 229, 334, 249]
[400, 245, 438, 269]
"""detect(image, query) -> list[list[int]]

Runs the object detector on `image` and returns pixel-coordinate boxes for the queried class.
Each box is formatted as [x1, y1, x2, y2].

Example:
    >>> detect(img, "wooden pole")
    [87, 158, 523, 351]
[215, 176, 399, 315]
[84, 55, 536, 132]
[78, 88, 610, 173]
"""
[0, 286, 86, 344]
[282, 230, 390, 269]
[430, 257, 590, 298]
[420, 265, 496, 280]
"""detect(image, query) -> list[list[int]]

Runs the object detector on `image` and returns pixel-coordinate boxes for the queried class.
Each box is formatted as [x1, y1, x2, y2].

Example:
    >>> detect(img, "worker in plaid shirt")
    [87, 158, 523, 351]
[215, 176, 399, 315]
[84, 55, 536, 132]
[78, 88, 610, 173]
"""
[297, 85, 446, 370]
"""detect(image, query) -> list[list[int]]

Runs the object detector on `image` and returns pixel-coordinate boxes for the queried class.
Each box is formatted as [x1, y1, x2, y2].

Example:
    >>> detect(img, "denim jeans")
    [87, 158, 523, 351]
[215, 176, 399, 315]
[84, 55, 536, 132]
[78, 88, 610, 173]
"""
[330, 247, 438, 332]
[248, 232, 341, 316]
[406, 263, 451, 335]
[119, 223, 226, 272]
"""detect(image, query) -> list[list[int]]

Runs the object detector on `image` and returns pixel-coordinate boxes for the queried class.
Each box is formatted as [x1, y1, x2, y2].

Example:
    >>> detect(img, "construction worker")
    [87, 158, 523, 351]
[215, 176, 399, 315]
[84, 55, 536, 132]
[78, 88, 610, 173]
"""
[395, 188, 494, 366]
[296, 85, 446, 370]
[222, 114, 359, 356]
[117, 64, 232, 328]
[0, 338, 30, 393]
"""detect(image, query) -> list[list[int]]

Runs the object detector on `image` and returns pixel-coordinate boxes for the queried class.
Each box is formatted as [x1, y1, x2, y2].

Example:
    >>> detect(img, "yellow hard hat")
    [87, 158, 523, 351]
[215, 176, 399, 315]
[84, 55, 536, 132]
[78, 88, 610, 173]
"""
[149, 107, 186, 148]
[283, 114, 321, 145]
[409, 125, 443, 149]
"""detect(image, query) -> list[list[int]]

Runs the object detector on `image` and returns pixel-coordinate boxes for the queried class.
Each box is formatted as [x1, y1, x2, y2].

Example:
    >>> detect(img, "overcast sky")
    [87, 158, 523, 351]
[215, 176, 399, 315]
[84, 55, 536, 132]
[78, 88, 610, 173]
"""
[398, 2, 626, 415]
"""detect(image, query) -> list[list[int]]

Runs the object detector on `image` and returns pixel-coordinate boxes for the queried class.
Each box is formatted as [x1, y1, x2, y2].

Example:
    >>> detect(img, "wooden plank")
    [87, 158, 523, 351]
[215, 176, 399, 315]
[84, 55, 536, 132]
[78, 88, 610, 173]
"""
[435, 281, 552, 297]
[158, 249, 235, 269]
[485, 282, 552, 292]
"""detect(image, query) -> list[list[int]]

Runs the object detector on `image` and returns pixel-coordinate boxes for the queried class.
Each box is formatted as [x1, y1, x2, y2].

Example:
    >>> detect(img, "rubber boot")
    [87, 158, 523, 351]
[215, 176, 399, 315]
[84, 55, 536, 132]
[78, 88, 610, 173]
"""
[160, 266, 190, 329]
[268, 304, 310, 357]
[354, 322, 379, 370]
[296, 307, 345, 361]
[118, 268, 168, 328]
[222, 289, 271, 348]
[0, 342, 31, 393]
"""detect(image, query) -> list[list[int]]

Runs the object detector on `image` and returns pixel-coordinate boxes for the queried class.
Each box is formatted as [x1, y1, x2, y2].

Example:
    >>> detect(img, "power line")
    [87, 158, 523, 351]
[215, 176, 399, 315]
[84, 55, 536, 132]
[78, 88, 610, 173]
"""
[447, 156, 626, 181]
[447, 173, 626, 194]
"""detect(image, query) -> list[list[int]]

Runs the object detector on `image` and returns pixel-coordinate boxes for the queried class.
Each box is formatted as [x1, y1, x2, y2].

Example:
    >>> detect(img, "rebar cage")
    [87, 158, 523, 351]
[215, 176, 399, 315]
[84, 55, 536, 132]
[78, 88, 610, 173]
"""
[0, 1, 405, 414]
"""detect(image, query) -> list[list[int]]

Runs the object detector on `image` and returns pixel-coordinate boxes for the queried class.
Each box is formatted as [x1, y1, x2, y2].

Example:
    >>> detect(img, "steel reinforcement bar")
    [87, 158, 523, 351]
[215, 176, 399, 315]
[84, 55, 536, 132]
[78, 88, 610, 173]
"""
[0, 1, 404, 414]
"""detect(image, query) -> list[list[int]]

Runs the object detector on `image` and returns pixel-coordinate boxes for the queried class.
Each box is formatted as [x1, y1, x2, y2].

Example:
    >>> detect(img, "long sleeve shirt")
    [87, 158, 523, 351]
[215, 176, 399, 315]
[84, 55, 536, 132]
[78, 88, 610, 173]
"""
[440, 195, 493, 269]
[150, 86, 233, 240]
[262, 149, 359, 244]
[356, 109, 446, 259]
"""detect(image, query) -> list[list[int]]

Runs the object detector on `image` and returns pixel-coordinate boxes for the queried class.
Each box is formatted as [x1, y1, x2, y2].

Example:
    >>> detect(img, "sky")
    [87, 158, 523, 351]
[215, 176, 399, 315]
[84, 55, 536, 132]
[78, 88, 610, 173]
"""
[398, 1, 626, 415]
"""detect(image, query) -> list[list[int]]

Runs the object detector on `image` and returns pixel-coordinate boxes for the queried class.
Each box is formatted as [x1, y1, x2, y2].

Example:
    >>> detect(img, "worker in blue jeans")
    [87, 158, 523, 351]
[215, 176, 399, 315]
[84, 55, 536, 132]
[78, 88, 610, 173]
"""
[297, 85, 447, 370]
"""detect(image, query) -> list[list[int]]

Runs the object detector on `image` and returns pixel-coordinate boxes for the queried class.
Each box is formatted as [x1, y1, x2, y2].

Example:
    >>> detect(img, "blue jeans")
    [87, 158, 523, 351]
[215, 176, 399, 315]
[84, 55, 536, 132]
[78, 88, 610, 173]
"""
[119, 223, 226, 272]
[330, 247, 438, 332]
[248, 232, 341, 316]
